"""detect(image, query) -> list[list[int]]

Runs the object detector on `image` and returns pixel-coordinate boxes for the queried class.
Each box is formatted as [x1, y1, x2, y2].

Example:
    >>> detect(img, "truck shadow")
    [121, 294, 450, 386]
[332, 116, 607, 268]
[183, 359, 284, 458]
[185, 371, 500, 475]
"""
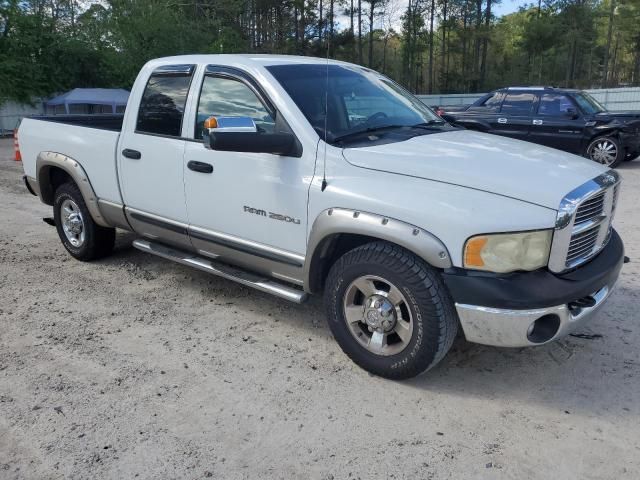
[405, 287, 639, 415]
[102, 232, 638, 416]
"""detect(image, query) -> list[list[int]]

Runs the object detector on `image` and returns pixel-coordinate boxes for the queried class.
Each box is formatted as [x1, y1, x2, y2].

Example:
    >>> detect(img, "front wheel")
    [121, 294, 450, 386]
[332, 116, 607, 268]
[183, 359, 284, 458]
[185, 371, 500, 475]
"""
[324, 241, 458, 379]
[53, 182, 115, 261]
[586, 136, 624, 168]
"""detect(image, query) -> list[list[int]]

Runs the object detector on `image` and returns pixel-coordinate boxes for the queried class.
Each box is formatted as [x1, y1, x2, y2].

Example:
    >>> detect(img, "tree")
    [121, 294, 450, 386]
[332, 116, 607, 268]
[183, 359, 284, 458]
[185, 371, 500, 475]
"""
[2, 0, 640, 106]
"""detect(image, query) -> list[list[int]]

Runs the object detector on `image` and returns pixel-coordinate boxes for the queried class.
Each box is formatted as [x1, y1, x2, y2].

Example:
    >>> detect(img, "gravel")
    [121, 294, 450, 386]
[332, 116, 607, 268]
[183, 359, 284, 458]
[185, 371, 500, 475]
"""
[1, 138, 639, 479]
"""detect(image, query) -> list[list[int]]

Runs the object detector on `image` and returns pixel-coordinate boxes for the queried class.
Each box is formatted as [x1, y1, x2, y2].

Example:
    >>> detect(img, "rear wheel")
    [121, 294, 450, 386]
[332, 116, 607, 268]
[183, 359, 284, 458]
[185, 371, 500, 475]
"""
[53, 182, 115, 261]
[324, 241, 458, 379]
[586, 136, 624, 168]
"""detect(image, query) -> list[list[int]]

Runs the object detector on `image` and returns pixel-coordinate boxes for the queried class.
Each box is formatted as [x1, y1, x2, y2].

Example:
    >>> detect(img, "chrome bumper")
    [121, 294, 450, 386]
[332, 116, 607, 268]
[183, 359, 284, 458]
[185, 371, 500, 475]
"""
[455, 282, 616, 347]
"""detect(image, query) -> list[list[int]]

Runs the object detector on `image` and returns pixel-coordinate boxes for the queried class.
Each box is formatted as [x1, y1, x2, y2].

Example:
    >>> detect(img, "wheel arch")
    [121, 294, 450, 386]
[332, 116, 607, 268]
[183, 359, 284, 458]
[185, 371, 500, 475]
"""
[588, 128, 621, 142]
[36, 151, 110, 227]
[303, 208, 452, 294]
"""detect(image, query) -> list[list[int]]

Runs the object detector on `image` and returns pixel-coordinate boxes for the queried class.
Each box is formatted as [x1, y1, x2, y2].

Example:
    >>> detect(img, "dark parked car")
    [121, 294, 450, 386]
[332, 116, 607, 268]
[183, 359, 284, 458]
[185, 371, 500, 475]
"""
[440, 87, 640, 167]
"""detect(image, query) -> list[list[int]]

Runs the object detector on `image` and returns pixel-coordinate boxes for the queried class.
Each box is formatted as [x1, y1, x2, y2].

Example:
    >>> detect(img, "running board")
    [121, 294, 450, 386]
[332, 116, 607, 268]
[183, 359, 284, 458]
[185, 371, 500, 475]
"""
[132, 239, 309, 304]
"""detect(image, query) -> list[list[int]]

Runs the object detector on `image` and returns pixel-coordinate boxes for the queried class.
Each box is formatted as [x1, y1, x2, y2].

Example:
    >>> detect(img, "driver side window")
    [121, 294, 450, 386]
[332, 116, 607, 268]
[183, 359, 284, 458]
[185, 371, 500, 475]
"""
[195, 76, 275, 139]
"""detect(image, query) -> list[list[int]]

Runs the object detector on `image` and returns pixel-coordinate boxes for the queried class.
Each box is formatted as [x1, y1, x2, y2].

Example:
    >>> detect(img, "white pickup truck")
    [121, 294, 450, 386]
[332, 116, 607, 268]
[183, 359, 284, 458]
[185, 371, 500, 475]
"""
[19, 54, 625, 379]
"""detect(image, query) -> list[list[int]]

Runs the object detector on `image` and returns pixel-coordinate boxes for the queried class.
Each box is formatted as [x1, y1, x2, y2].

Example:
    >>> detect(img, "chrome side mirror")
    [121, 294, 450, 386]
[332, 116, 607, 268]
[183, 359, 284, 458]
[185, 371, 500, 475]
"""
[203, 116, 257, 149]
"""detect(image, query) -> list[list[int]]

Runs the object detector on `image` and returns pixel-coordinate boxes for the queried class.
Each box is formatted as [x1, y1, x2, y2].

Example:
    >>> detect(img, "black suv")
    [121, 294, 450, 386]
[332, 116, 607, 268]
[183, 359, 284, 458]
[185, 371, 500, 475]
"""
[440, 87, 640, 168]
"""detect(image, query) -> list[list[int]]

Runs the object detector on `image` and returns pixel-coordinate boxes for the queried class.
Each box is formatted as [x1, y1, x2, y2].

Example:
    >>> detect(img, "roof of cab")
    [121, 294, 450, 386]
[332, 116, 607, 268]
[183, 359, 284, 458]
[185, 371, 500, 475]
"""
[145, 54, 349, 69]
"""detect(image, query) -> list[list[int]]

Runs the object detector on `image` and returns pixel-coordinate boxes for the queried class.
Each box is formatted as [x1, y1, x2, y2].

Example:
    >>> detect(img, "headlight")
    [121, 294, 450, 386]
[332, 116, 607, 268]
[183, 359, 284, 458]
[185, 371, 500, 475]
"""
[463, 230, 553, 273]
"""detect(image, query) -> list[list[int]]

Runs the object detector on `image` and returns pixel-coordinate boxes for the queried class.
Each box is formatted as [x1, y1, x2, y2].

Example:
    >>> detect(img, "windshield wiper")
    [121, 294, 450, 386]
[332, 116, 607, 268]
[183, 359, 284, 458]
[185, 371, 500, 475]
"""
[332, 124, 409, 143]
[411, 120, 446, 128]
[332, 121, 447, 144]
[333, 123, 442, 144]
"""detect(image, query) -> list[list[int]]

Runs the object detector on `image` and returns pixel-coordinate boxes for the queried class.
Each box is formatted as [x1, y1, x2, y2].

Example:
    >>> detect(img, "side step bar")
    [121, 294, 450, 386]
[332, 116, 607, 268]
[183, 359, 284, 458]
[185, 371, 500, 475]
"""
[132, 239, 309, 304]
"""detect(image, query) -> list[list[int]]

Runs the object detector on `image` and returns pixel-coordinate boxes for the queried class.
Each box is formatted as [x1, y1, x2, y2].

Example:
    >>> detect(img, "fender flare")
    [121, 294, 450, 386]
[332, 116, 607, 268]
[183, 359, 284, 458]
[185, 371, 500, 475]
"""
[303, 208, 452, 293]
[36, 151, 110, 227]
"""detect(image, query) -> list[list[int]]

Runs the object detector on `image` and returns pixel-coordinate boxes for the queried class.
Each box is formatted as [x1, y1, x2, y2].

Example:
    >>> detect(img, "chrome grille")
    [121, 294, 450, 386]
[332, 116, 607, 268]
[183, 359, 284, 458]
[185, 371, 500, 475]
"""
[612, 183, 620, 215]
[574, 191, 604, 225]
[566, 226, 599, 263]
[548, 171, 621, 273]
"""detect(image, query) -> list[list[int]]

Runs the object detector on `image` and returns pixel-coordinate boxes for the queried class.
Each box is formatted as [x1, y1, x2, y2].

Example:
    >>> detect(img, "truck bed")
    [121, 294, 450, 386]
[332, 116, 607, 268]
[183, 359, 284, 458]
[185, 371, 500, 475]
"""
[30, 114, 124, 132]
[18, 116, 123, 204]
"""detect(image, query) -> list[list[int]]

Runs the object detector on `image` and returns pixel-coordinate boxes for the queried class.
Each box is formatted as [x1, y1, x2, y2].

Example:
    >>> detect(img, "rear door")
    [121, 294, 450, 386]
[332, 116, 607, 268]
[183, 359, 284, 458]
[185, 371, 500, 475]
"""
[490, 91, 535, 141]
[529, 92, 584, 153]
[118, 64, 195, 249]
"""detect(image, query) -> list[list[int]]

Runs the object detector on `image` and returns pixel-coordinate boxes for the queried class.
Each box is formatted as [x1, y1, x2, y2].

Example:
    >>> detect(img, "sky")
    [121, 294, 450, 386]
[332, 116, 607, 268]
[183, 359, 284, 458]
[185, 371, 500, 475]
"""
[357, 0, 532, 31]
[493, 0, 531, 17]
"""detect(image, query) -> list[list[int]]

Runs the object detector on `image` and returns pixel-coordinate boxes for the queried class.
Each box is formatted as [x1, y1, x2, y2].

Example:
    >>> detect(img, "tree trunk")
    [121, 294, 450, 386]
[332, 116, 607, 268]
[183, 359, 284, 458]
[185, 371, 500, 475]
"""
[602, 0, 615, 87]
[358, 0, 363, 64]
[294, 3, 299, 48]
[368, 0, 375, 67]
[300, 0, 306, 54]
[383, 37, 388, 73]
[479, 0, 491, 89]
[350, 0, 354, 35]
[610, 34, 620, 86]
[440, 0, 448, 92]
[329, 0, 334, 52]
[473, 0, 482, 91]
[634, 34, 640, 85]
[446, 28, 451, 91]
[462, 2, 468, 91]
[319, 0, 323, 44]
[350, 0, 355, 59]
[428, 0, 435, 93]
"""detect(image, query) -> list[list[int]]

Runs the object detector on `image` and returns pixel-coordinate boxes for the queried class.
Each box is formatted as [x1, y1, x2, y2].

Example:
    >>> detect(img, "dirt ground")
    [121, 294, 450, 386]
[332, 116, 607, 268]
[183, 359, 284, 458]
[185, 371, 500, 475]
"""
[0, 137, 639, 480]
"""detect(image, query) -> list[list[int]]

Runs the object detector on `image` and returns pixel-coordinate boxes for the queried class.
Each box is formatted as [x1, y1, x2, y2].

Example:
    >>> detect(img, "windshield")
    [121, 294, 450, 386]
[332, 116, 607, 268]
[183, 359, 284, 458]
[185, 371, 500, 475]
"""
[266, 64, 443, 145]
[572, 92, 606, 114]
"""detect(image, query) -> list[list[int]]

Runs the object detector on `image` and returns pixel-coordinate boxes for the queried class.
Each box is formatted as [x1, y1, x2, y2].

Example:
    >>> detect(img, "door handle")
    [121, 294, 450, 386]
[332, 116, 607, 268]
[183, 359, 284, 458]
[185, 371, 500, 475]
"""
[497, 118, 507, 124]
[187, 160, 214, 174]
[122, 148, 141, 160]
[532, 119, 543, 125]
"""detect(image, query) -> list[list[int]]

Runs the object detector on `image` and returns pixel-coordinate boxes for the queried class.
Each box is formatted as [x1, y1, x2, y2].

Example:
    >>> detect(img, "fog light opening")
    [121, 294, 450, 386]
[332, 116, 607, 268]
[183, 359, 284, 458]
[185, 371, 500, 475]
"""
[527, 314, 561, 344]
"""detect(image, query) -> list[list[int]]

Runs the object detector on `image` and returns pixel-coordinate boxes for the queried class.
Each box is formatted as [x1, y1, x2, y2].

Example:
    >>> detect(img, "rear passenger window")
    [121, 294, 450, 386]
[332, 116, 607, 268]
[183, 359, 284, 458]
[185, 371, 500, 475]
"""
[136, 65, 194, 137]
[538, 94, 574, 116]
[500, 93, 535, 115]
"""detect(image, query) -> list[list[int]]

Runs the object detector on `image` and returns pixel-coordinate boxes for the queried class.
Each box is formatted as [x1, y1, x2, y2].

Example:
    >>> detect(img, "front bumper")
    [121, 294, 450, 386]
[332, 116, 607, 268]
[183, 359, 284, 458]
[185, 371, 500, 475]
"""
[443, 229, 624, 347]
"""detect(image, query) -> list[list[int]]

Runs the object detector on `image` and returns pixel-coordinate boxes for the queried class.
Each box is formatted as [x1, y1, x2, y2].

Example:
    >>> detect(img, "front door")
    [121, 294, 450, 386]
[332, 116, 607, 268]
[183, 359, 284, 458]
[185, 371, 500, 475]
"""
[529, 92, 584, 154]
[118, 64, 195, 249]
[182, 66, 312, 284]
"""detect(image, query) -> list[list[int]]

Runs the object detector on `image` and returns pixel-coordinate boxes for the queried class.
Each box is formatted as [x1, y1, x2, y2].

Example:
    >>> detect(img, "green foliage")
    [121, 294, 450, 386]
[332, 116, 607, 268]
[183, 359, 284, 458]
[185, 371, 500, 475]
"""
[1, 0, 639, 104]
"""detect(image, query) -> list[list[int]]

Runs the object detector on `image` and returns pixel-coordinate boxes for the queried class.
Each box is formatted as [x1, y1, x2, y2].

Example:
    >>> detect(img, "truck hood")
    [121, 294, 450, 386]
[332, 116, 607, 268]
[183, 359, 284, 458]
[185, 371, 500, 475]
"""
[341, 130, 606, 210]
[595, 110, 640, 121]
[594, 111, 640, 129]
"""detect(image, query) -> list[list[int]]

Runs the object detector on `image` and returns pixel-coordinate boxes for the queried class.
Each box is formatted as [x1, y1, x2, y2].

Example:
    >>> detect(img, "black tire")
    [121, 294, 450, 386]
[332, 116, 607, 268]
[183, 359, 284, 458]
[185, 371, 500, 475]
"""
[53, 182, 115, 261]
[586, 136, 624, 168]
[324, 241, 458, 380]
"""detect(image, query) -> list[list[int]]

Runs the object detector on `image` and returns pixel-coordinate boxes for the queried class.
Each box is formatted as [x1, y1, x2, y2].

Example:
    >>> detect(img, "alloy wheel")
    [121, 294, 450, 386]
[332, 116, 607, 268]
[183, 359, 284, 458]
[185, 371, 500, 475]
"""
[342, 275, 414, 356]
